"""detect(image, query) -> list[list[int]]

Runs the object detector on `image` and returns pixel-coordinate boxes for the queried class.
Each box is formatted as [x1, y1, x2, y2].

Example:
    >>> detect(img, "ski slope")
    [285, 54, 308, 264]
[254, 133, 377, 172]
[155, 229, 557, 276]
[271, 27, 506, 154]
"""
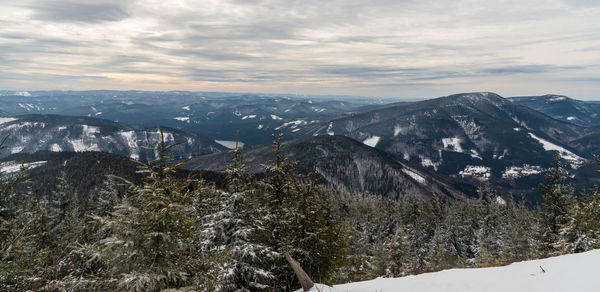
[301, 249, 600, 292]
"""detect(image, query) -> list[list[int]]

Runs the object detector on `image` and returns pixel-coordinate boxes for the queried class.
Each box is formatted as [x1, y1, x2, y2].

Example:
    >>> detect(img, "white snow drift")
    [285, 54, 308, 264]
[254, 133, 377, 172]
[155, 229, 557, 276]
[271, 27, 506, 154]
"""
[299, 249, 600, 292]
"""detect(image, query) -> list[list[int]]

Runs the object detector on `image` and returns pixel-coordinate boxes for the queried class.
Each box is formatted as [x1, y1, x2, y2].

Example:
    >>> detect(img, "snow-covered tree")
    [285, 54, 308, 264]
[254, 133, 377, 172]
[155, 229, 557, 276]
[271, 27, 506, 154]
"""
[539, 153, 574, 256]
[71, 128, 213, 291]
[201, 142, 275, 291]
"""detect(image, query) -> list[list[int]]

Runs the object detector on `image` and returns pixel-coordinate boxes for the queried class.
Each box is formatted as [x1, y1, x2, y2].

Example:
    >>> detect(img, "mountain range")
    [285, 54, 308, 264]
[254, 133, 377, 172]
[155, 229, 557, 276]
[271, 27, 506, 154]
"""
[1, 90, 599, 201]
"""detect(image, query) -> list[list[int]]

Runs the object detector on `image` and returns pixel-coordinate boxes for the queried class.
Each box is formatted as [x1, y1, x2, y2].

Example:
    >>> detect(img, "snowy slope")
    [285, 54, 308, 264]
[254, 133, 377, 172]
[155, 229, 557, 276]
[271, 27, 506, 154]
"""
[302, 250, 600, 292]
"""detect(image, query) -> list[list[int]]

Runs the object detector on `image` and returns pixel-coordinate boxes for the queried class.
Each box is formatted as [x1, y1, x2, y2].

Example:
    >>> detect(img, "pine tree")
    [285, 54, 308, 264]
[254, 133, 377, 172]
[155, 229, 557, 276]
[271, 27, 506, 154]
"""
[539, 153, 574, 256]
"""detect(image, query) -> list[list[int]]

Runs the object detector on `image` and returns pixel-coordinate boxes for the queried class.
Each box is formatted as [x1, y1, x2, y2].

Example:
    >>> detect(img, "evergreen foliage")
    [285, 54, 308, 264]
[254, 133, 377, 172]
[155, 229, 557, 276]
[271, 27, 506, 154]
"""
[201, 140, 275, 291]
[70, 129, 212, 291]
[539, 153, 575, 256]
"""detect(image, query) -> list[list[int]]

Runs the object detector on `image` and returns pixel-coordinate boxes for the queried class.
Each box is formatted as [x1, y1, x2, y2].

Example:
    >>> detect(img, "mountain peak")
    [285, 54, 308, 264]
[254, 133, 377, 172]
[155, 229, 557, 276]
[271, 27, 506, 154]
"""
[438, 92, 507, 107]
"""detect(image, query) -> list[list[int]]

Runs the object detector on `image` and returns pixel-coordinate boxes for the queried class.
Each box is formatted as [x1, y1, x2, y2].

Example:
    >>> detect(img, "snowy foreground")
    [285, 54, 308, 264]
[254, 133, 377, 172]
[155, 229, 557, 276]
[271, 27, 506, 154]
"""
[299, 249, 600, 292]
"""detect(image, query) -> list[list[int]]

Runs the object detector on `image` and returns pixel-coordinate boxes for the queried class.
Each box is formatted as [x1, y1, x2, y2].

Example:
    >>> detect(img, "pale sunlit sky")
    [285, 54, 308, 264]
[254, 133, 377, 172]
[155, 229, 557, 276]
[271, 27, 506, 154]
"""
[1, 0, 599, 99]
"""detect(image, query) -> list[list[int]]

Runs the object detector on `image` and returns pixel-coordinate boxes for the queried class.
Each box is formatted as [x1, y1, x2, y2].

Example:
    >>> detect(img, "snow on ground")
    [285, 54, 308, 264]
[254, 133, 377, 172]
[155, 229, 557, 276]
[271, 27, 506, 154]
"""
[0, 117, 17, 124]
[362, 136, 380, 147]
[215, 140, 244, 149]
[469, 149, 482, 160]
[173, 116, 190, 123]
[528, 133, 585, 168]
[442, 137, 463, 152]
[242, 115, 257, 120]
[567, 116, 575, 121]
[50, 144, 62, 152]
[402, 167, 426, 184]
[549, 96, 566, 101]
[393, 125, 404, 136]
[0, 160, 47, 174]
[119, 131, 139, 160]
[182, 105, 190, 111]
[502, 165, 545, 179]
[300, 250, 600, 292]
[257, 124, 264, 130]
[15, 91, 31, 97]
[419, 157, 439, 170]
[275, 120, 307, 130]
[459, 165, 490, 180]
[270, 114, 283, 120]
[326, 122, 334, 136]
[496, 196, 506, 205]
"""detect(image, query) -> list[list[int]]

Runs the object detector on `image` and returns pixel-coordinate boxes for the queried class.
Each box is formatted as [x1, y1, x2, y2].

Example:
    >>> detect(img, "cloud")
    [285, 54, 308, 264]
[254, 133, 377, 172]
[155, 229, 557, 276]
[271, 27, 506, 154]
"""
[28, 1, 130, 23]
[0, 0, 598, 98]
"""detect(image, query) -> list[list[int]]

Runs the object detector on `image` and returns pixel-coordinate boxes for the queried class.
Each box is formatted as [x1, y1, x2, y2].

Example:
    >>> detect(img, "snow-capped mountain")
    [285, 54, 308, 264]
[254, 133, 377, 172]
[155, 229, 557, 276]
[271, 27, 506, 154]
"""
[510, 95, 600, 127]
[0, 114, 225, 161]
[278, 93, 599, 190]
[188, 135, 474, 200]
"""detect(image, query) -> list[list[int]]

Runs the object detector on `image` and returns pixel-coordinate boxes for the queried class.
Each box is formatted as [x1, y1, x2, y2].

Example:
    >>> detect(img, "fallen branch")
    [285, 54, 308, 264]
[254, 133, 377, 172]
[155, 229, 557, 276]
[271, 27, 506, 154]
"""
[285, 252, 314, 292]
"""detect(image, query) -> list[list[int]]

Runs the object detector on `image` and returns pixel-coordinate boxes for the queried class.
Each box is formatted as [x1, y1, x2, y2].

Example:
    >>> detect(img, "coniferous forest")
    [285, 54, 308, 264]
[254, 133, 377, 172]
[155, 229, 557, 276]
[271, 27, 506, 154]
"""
[1, 130, 600, 292]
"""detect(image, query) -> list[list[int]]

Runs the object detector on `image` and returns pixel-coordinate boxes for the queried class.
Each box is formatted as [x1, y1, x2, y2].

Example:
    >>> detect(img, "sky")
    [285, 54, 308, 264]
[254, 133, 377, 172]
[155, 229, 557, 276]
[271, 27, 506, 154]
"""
[0, 0, 599, 99]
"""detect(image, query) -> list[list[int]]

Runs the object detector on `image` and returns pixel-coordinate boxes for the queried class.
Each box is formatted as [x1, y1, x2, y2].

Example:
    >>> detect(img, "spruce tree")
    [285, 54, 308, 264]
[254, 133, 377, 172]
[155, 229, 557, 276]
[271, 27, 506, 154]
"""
[201, 141, 275, 291]
[539, 153, 574, 256]
[500, 196, 537, 263]
[71, 128, 212, 291]
[259, 133, 345, 290]
[385, 225, 406, 277]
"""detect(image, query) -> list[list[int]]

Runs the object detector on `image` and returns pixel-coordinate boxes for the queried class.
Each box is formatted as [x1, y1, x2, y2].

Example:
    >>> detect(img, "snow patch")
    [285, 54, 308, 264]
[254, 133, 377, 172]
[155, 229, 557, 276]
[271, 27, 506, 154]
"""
[0, 117, 17, 125]
[394, 125, 405, 136]
[241, 115, 257, 120]
[567, 116, 575, 121]
[459, 165, 491, 180]
[402, 167, 426, 184]
[502, 165, 545, 179]
[119, 131, 139, 160]
[528, 133, 585, 168]
[549, 96, 566, 101]
[257, 124, 264, 130]
[363, 136, 380, 147]
[270, 114, 283, 120]
[173, 117, 190, 123]
[50, 144, 62, 152]
[275, 120, 307, 130]
[15, 91, 31, 97]
[442, 137, 463, 153]
[496, 196, 506, 205]
[470, 149, 482, 160]
[326, 122, 334, 136]
[215, 140, 244, 149]
[182, 105, 190, 111]
[0, 160, 47, 174]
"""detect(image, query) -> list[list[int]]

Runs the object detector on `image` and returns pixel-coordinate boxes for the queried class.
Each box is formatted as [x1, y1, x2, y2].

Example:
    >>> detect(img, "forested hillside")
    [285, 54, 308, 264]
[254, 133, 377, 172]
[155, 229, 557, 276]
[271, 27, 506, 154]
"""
[1, 131, 599, 291]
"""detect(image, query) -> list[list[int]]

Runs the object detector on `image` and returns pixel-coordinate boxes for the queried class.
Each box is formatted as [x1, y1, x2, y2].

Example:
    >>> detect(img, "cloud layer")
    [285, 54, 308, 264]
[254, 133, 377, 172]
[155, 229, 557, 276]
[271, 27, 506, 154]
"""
[1, 0, 599, 98]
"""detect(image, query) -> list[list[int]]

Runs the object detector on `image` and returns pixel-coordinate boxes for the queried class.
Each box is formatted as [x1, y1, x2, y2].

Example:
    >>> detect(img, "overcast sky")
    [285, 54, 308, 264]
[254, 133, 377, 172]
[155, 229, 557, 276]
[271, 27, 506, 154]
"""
[0, 0, 599, 99]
